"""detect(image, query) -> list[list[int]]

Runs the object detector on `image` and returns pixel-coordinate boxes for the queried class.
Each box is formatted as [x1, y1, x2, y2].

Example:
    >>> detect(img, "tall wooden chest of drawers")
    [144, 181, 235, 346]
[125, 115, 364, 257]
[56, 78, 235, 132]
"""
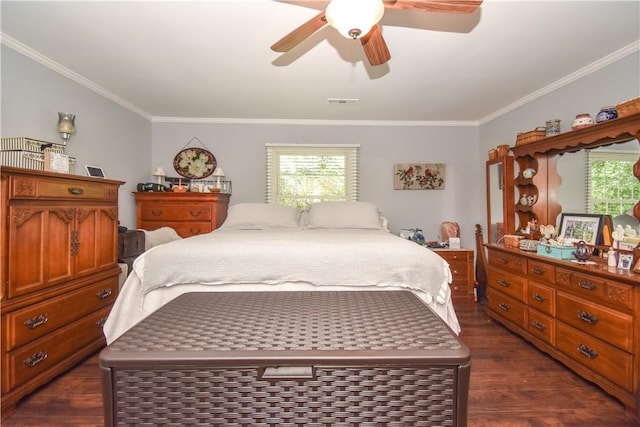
[0, 167, 123, 416]
[134, 191, 230, 238]
[486, 243, 640, 414]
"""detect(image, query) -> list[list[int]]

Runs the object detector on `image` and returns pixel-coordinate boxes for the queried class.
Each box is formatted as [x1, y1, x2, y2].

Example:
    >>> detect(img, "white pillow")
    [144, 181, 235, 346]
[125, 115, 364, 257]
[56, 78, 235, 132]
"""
[221, 203, 301, 229]
[306, 201, 383, 229]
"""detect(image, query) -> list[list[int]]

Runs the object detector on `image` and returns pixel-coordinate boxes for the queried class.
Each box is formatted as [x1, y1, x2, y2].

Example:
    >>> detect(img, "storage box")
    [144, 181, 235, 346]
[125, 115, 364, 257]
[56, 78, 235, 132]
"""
[537, 244, 575, 259]
[1, 137, 65, 153]
[100, 291, 471, 427]
[1, 149, 76, 173]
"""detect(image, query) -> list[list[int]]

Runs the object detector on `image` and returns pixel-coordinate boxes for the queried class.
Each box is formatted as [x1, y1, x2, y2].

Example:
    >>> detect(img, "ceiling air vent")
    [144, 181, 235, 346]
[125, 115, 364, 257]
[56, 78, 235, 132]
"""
[326, 98, 359, 105]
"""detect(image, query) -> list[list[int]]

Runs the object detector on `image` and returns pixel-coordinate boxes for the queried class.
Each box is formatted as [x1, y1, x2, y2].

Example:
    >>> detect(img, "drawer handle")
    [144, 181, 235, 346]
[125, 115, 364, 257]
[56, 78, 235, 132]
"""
[532, 320, 546, 331]
[96, 288, 112, 299]
[577, 310, 598, 325]
[577, 344, 598, 360]
[545, 245, 553, 254]
[24, 350, 48, 367]
[498, 257, 508, 264]
[578, 280, 596, 291]
[68, 187, 84, 195]
[96, 317, 108, 328]
[24, 313, 49, 329]
[498, 302, 510, 312]
[498, 279, 510, 288]
[260, 366, 315, 380]
[532, 267, 545, 275]
[150, 209, 163, 217]
[189, 209, 203, 217]
[532, 293, 546, 303]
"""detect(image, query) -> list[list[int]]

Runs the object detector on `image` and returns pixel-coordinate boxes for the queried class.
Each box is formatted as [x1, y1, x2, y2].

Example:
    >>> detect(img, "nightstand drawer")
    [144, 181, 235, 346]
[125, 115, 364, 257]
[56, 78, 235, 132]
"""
[141, 204, 213, 221]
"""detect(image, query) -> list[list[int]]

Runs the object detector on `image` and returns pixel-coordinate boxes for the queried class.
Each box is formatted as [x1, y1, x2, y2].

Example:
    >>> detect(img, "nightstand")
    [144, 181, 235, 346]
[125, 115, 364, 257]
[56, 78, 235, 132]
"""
[134, 192, 230, 238]
[432, 248, 475, 297]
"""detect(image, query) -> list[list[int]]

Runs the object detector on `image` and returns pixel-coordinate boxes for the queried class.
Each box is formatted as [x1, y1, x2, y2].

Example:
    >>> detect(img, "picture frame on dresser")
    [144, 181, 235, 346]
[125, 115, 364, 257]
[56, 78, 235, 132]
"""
[558, 213, 606, 245]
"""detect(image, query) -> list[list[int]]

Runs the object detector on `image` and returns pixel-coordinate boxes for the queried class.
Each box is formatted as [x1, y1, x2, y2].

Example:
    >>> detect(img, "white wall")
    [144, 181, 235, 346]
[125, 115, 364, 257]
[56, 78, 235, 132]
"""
[1, 46, 152, 227]
[151, 122, 482, 244]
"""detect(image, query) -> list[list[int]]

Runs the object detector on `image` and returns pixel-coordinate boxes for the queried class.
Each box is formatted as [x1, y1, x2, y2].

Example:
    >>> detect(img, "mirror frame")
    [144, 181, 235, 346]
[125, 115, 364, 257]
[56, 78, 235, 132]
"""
[486, 154, 515, 243]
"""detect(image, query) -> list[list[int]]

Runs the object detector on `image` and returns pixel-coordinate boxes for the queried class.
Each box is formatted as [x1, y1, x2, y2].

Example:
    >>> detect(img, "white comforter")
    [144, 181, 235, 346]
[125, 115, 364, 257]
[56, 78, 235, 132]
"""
[104, 229, 461, 343]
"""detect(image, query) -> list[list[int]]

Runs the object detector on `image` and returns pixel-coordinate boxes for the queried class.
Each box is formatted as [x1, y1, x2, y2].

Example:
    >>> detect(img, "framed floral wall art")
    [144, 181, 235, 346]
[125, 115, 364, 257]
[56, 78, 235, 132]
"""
[394, 163, 446, 190]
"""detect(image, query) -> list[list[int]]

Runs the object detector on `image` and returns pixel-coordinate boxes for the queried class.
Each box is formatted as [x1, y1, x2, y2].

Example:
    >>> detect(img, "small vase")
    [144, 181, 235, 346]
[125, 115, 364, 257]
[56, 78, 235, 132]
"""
[595, 106, 618, 123]
[545, 119, 561, 137]
[571, 113, 594, 130]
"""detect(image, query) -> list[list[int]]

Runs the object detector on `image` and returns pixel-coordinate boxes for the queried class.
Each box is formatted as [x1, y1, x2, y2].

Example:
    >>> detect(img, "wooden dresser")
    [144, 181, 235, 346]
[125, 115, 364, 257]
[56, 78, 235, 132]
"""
[486, 243, 640, 413]
[134, 191, 230, 238]
[433, 248, 475, 297]
[0, 167, 123, 416]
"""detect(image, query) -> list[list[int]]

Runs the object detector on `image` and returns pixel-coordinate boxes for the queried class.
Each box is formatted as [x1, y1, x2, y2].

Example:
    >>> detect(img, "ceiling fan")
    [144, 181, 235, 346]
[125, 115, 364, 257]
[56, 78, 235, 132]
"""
[271, 0, 483, 66]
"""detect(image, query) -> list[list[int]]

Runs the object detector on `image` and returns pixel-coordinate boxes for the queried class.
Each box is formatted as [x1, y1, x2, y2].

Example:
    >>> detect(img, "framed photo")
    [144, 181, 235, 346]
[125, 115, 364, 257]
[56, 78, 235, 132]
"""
[558, 213, 605, 246]
[618, 253, 633, 270]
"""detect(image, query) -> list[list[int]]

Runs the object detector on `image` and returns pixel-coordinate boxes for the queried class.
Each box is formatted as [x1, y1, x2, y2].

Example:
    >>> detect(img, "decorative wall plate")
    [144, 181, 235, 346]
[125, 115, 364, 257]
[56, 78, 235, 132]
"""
[173, 147, 216, 179]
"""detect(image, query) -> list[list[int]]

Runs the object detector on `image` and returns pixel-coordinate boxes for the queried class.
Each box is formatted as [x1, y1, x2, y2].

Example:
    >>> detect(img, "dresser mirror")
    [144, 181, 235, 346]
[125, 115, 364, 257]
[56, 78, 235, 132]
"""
[485, 155, 515, 243]
[555, 138, 639, 228]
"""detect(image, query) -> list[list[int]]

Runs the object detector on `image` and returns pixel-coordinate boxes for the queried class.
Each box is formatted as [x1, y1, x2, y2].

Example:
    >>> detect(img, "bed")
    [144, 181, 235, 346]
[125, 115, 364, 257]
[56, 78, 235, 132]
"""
[103, 201, 461, 344]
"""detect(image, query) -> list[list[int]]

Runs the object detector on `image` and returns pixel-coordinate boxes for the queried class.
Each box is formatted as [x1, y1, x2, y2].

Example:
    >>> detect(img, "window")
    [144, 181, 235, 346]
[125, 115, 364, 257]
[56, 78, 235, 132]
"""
[586, 150, 640, 216]
[266, 144, 359, 208]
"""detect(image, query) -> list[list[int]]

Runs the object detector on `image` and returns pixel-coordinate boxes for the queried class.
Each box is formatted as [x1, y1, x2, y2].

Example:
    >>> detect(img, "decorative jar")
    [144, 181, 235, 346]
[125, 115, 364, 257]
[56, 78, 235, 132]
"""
[571, 113, 594, 130]
[595, 106, 618, 123]
[545, 119, 561, 136]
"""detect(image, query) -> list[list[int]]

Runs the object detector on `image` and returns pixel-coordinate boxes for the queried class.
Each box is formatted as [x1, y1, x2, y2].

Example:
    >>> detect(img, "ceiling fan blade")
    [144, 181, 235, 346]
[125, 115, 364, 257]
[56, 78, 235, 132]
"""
[271, 12, 327, 52]
[360, 25, 391, 66]
[384, 0, 482, 13]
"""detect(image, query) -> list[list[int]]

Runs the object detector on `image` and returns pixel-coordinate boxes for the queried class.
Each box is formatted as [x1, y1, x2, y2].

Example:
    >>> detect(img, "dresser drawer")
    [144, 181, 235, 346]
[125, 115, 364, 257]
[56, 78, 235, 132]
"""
[556, 291, 632, 352]
[528, 260, 554, 284]
[488, 249, 526, 275]
[556, 322, 633, 392]
[8, 175, 116, 201]
[3, 277, 117, 351]
[487, 267, 526, 302]
[555, 268, 633, 310]
[528, 281, 555, 316]
[528, 309, 555, 345]
[140, 204, 213, 222]
[4, 307, 110, 392]
[488, 290, 526, 329]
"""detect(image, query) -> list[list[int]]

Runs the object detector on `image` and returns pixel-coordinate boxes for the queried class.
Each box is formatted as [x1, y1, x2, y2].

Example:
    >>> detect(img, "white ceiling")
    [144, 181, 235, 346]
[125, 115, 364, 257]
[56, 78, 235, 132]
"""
[1, 1, 639, 124]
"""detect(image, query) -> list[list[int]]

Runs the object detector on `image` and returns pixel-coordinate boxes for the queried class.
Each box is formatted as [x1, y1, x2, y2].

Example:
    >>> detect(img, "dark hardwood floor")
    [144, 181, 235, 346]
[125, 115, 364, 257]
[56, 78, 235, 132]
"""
[2, 295, 638, 426]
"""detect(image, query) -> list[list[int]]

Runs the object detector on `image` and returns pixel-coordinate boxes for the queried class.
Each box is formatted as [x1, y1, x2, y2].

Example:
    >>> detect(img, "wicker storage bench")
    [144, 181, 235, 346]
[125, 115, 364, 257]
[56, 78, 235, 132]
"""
[100, 291, 471, 426]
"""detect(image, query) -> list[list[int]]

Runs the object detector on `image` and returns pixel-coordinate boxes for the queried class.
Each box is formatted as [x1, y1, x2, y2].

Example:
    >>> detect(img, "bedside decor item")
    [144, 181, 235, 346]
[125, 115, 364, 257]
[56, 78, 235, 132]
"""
[545, 119, 561, 136]
[44, 150, 70, 173]
[440, 221, 460, 243]
[618, 253, 633, 269]
[213, 167, 225, 189]
[153, 167, 166, 184]
[571, 113, 594, 130]
[173, 137, 217, 179]
[519, 239, 539, 252]
[595, 106, 618, 123]
[394, 163, 445, 190]
[57, 112, 76, 144]
[85, 165, 106, 178]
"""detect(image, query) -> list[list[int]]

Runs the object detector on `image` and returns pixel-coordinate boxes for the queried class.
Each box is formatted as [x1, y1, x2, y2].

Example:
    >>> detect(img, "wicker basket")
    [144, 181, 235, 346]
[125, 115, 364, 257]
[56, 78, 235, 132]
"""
[503, 234, 523, 248]
[515, 127, 546, 146]
[616, 97, 640, 118]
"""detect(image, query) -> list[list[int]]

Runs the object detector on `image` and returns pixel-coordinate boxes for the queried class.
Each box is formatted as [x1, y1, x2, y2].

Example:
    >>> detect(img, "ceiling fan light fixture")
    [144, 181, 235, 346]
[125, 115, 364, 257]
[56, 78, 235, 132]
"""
[325, 0, 385, 40]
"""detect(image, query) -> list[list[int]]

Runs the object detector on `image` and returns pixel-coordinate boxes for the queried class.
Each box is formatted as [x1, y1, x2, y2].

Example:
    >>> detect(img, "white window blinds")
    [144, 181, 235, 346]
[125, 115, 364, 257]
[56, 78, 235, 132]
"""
[266, 144, 360, 208]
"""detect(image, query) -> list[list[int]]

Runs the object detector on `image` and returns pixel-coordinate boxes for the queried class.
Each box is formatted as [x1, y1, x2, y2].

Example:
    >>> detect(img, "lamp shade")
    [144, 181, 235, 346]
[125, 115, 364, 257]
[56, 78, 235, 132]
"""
[153, 167, 167, 177]
[212, 168, 225, 177]
[325, 0, 384, 39]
